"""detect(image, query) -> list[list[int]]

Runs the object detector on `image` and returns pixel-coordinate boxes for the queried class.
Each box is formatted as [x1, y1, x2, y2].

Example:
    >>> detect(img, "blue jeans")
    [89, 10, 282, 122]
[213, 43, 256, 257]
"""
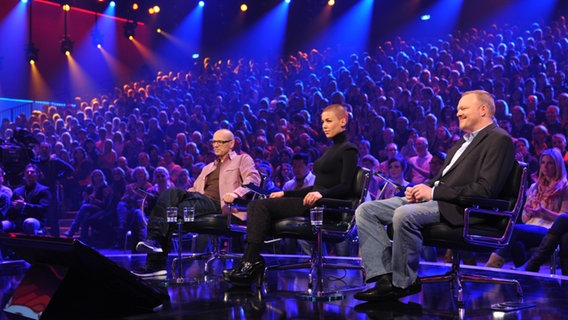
[355, 196, 440, 288]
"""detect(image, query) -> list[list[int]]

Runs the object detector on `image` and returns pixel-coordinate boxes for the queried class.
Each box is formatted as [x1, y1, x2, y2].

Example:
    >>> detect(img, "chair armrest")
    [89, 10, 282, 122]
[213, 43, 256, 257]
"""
[463, 207, 515, 247]
[230, 198, 250, 212]
[226, 202, 247, 233]
[459, 196, 510, 211]
[241, 183, 272, 197]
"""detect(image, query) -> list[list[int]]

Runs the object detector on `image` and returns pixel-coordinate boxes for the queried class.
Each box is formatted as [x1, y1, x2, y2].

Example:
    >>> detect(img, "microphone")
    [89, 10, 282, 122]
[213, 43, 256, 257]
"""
[241, 183, 271, 196]
[135, 187, 157, 198]
[373, 171, 407, 191]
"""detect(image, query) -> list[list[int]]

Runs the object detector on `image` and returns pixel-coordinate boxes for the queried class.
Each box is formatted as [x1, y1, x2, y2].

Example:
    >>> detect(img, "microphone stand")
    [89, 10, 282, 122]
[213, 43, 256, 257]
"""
[373, 171, 407, 200]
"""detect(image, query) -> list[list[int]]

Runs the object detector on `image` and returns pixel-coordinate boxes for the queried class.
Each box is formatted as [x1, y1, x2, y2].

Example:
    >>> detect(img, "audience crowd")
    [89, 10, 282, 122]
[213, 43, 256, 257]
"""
[1, 17, 568, 270]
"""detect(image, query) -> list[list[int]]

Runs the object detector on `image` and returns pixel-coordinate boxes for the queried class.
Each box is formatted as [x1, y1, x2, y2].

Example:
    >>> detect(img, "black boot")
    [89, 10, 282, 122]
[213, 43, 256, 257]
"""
[226, 256, 265, 287]
[525, 233, 560, 272]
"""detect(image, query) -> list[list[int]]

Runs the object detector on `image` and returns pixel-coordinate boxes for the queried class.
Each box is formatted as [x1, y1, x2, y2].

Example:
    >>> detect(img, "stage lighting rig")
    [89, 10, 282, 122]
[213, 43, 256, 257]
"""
[91, 29, 104, 48]
[26, 43, 39, 64]
[60, 36, 74, 55]
[123, 21, 137, 40]
[59, 0, 73, 55]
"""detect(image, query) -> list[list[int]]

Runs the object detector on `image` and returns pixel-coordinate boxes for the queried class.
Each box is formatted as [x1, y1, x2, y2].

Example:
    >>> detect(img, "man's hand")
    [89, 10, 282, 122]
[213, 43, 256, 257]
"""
[303, 191, 323, 206]
[12, 197, 25, 210]
[405, 184, 433, 203]
[269, 191, 284, 198]
[223, 192, 239, 204]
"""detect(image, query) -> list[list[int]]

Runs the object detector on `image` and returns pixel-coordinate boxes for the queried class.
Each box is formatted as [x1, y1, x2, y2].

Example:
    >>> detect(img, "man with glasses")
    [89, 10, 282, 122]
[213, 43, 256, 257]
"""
[2, 164, 51, 235]
[132, 129, 261, 279]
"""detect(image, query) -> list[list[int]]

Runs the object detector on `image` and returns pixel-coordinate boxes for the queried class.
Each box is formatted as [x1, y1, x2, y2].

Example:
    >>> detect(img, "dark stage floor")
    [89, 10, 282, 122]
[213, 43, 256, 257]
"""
[0, 246, 566, 320]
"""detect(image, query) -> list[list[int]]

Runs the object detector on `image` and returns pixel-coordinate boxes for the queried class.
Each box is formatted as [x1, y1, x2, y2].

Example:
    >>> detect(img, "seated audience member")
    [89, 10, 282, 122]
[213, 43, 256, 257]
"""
[2, 164, 51, 235]
[379, 143, 399, 174]
[360, 154, 381, 200]
[0, 168, 13, 218]
[116, 166, 152, 253]
[531, 125, 550, 158]
[67, 146, 94, 210]
[64, 169, 113, 243]
[514, 137, 539, 181]
[522, 213, 568, 275]
[255, 162, 280, 194]
[486, 148, 568, 268]
[159, 149, 183, 183]
[400, 129, 418, 160]
[282, 153, 315, 191]
[132, 129, 260, 280]
[379, 156, 410, 200]
[148, 166, 175, 196]
[274, 162, 293, 189]
[551, 133, 568, 166]
[406, 137, 432, 184]
[173, 168, 193, 190]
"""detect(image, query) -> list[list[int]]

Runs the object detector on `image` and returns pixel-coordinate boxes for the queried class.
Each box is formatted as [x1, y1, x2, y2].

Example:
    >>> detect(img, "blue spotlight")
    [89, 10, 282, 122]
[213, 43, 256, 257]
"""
[285, 0, 291, 3]
[198, 1, 204, 7]
[109, 1, 116, 7]
[192, 53, 200, 59]
[21, 0, 28, 3]
[420, 14, 431, 21]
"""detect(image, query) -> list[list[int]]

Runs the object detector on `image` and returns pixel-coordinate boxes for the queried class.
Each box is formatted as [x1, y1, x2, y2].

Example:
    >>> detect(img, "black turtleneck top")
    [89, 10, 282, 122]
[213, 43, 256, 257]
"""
[284, 131, 358, 199]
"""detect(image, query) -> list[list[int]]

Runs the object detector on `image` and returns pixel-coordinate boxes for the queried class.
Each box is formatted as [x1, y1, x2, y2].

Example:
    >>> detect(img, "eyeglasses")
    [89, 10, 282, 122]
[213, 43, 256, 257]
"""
[210, 140, 232, 145]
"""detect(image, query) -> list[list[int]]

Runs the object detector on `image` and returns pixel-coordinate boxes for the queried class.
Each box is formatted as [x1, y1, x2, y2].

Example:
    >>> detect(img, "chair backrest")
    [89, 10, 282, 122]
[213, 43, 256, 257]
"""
[351, 166, 372, 208]
[320, 166, 371, 239]
[497, 160, 527, 212]
[463, 161, 527, 247]
[269, 166, 371, 242]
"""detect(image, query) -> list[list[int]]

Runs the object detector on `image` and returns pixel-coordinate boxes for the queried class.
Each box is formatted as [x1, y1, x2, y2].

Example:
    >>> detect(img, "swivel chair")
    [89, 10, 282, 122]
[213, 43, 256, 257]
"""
[266, 166, 371, 300]
[419, 161, 527, 307]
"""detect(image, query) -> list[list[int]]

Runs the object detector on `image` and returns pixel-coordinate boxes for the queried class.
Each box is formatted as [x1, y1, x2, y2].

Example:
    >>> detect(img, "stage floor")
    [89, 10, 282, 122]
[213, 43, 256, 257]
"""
[0, 249, 566, 319]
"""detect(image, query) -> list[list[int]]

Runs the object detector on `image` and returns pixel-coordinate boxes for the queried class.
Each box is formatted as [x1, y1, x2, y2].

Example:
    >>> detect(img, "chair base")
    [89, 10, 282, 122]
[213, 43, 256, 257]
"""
[267, 257, 365, 299]
[421, 253, 523, 307]
[297, 291, 345, 301]
[171, 233, 243, 282]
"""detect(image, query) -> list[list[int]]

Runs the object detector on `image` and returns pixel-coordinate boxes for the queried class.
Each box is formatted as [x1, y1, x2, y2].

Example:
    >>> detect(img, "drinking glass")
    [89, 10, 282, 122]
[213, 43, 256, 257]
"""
[166, 207, 178, 223]
[310, 207, 324, 226]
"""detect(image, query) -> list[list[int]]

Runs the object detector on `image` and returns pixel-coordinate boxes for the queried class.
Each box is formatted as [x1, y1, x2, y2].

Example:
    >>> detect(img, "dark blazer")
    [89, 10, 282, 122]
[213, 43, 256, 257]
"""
[427, 123, 515, 226]
[7, 182, 51, 228]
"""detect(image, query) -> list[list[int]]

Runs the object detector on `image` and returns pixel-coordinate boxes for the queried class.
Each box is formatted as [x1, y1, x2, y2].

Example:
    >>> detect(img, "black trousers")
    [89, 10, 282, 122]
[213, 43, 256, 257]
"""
[550, 214, 568, 260]
[246, 197, 310, 245]
[146, 188, 220, 266]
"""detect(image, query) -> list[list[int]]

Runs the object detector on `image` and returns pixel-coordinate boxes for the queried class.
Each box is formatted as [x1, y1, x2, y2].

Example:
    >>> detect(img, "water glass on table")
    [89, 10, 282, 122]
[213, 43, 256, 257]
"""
[183, 207, 195, 222]
[310, 207, 324, 226]
[167, 207, 178, 223]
